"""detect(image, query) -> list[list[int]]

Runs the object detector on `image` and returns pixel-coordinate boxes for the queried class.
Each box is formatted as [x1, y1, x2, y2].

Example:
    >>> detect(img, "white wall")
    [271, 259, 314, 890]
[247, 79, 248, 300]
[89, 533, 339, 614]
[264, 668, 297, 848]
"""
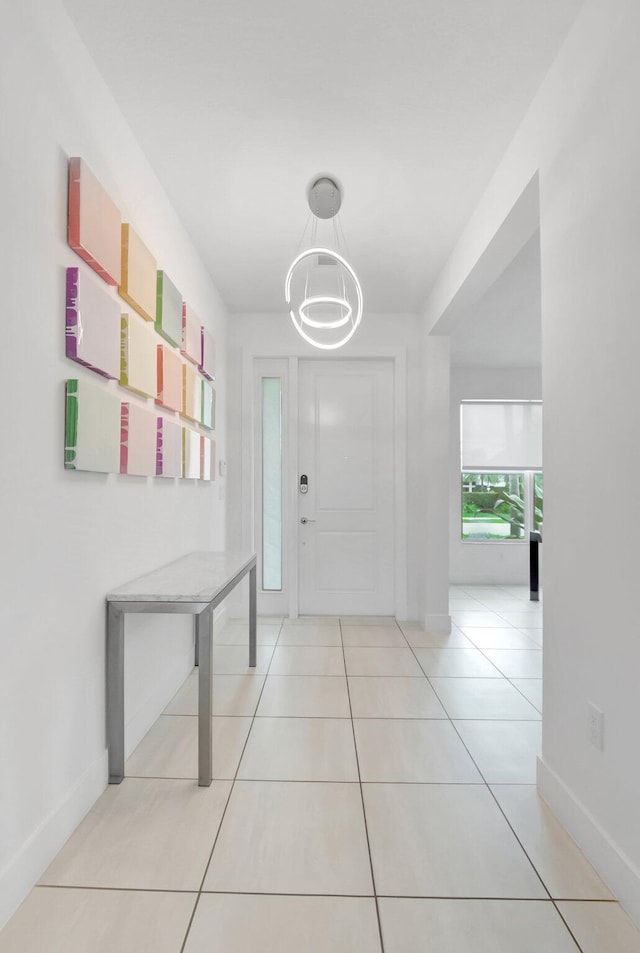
[226, 312, 440, 624]
[422, 0, 640, 924]
[449, 366, 542, 584]
[0, 3, 228, 927]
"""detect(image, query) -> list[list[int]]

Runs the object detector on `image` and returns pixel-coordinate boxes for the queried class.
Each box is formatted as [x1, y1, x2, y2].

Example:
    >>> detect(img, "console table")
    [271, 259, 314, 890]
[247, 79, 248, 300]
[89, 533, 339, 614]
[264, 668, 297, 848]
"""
[106, 551, 257, 787]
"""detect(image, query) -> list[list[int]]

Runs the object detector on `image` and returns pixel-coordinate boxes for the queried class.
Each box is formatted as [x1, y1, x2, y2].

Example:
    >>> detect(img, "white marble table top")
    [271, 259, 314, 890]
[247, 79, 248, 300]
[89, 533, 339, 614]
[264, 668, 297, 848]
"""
[107, 551, 256, 603]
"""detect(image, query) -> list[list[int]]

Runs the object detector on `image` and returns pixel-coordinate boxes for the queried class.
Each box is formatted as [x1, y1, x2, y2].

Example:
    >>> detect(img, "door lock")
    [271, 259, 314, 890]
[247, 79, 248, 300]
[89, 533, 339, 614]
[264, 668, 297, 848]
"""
[300, 517, 316, 524]
[299, 474, 308, 494]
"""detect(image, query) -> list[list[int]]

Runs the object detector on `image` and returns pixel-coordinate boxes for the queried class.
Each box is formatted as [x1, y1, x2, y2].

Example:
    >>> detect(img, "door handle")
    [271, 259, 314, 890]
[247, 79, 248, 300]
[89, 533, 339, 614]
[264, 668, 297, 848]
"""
[300, 517, 316, 524]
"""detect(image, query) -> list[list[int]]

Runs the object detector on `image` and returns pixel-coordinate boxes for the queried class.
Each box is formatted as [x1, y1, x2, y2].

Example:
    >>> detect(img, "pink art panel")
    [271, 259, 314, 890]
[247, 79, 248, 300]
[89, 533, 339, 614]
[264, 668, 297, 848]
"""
[119, 224, 157, 322]
[199, 326, 216, 380]
[183, 429, 200, 480]
[181, 362, 201, 423]
[120, 313, 157, 398]
[120, 402, 157, 476]
[68, 157, 121, 286]
[65, 267, 120, 379]
[156, 417, 182, 478]
[156, 345, 182, 412]
[181, 303, 201, 365]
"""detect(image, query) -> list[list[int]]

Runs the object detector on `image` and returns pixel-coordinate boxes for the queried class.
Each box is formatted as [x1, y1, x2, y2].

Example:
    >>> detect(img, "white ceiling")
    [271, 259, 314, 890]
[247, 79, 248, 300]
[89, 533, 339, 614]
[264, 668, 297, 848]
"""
[62, 0, 582, 315]
[448, 232, 541, 368]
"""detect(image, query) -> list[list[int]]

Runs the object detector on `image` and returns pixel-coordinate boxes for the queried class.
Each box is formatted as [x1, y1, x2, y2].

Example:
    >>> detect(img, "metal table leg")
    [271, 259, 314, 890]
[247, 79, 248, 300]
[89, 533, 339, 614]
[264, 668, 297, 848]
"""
[197, 603, 213, 786]
[106, 604, 125, 783]
[249, 563, 257, 668]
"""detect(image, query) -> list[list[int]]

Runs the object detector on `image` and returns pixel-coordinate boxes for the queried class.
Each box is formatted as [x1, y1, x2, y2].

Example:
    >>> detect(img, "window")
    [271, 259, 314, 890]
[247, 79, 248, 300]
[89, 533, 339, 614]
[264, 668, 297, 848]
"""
[262, 377, 282, 590]
[460, 401, 542, 543]
[462, 472, 526, 540]
[533, 472, 544, 531]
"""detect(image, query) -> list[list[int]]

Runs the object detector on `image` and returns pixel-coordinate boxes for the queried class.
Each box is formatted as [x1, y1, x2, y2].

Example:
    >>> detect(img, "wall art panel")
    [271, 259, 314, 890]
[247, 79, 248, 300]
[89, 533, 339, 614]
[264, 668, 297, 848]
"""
[200, 435, 216, 481]
[181, 303, 201, 365]
[155, 271, 182, 347]
[65, 267, 120, 379]
[156, 417, 182, 478]
[183, 428, 200, 480]
[64, 378, 121, 473]
[120, 312, 157, 398]
[199, 326, 216, 380]
[120, 402, 157, 476]
[181, 362, 201, 423]
[156, 344, 182, 412]
[119, 224, 157, 322]
[68, 157, 121, 286]
[201, 379, 216, 430]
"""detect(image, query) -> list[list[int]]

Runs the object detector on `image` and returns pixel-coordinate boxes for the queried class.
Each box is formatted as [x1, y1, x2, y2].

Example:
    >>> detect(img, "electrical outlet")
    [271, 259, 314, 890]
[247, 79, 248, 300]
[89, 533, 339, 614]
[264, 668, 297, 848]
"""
[587, 702, 605, 751]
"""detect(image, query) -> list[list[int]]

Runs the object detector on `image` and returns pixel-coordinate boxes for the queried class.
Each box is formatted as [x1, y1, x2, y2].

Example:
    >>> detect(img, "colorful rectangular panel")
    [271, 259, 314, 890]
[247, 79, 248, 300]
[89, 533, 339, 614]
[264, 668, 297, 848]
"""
[120, 313, 157, 398]
[156, 417, 182, 478]
[181, 362, 201, 423]
[156, 344, 182, 412]
[200, 436, 216, 481]
[155, 271, 183, 347]
[201, 379, 216, 430]
[65, 267, 120, 380]
[64, 378, 121, 473]
[68, 157, 121, 286]
[120, 402, 157, 477]
[199, 326, 216, 380]
[120, 224, 157, 322]
[181, 303, 201, 365]
[183, 428, 200, 479]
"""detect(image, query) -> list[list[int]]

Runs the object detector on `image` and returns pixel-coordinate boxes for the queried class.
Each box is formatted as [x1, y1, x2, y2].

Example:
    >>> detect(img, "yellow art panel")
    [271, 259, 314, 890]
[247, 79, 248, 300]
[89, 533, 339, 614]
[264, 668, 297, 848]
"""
[181, 363, 201, 423]
[120, 313, 157, 398]
[119, 224, 157, 322]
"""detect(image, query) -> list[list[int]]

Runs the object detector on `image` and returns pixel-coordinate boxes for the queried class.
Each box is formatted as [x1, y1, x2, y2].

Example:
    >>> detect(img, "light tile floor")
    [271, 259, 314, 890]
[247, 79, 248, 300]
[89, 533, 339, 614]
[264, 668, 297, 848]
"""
[2, 585, 639, 952]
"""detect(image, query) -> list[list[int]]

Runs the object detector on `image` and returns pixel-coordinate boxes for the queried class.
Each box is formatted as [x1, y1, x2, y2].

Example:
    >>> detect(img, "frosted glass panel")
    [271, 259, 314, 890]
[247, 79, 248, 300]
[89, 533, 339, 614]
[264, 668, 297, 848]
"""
[262, 378, 282, 591]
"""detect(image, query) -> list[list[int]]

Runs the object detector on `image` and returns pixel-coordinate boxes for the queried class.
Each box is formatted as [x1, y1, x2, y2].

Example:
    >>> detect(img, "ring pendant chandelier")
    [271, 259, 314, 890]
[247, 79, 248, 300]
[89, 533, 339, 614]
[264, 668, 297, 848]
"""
[285, 177, 363, 350]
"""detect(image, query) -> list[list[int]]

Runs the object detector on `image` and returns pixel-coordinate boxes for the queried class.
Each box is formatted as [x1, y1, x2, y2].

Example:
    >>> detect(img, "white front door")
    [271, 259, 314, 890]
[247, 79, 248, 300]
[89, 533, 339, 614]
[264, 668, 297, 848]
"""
[297, 359, 395, 616]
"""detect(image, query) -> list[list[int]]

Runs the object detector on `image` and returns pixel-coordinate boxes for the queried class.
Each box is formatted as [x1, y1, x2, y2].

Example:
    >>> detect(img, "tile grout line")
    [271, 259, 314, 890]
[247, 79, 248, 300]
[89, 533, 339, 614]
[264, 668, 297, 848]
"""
[35, 882, 621, 903]
[403, 615, 586, 953]
[177, 616, 285, 953]
[340, 617, 386, 953]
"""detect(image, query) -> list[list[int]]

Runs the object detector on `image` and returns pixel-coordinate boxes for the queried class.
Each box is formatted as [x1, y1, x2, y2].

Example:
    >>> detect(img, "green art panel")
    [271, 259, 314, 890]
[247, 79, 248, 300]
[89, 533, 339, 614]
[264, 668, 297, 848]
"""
[65, 378, 121, 473]
[155, 271, 183, 347]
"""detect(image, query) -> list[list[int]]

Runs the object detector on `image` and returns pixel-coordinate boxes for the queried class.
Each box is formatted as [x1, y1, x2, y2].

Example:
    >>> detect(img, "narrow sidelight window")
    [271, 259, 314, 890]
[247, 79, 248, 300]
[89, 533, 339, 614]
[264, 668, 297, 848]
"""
[262, 378, 282, 590]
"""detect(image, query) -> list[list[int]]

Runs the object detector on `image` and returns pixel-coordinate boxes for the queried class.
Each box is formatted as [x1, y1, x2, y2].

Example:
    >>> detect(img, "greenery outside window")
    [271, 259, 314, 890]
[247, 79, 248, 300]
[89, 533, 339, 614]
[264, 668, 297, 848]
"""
[533, 472, 544, 531]
[461, 471, 543, 541]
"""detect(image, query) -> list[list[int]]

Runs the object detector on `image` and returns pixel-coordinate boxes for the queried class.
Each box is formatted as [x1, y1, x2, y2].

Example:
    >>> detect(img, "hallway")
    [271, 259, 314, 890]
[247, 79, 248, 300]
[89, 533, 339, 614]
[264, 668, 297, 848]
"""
[1, 587, 638, 952]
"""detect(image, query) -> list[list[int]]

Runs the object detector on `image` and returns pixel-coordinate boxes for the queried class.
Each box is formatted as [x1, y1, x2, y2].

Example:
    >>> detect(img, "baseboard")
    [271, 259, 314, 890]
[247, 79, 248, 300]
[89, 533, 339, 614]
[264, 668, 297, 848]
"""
[423, 613, 451, 635]
[0, 751, 108, 930]
[537, 757, 640, 927]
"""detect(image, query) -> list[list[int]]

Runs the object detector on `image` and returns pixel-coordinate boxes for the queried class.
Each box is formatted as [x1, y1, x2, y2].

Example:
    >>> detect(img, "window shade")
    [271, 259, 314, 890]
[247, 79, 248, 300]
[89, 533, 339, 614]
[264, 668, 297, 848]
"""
[461, 401, 542, 471]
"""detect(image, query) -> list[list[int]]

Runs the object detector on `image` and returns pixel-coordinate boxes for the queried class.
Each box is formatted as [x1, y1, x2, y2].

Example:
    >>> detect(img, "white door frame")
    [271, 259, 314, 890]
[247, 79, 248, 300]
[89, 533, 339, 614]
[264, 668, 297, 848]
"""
[241, 345, 408, 620]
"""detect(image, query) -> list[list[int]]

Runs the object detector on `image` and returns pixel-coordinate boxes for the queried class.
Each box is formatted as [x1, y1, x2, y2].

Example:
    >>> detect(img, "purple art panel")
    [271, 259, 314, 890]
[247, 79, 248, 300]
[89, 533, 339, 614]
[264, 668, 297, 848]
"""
[65, 267, 120, 379]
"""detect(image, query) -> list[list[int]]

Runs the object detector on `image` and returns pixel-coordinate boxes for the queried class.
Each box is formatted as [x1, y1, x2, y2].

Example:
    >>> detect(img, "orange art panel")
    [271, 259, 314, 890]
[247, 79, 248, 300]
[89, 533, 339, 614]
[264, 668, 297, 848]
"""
[156, 345, 182, 412]
[68, 157, 121, 286]
[120, 224, 157, 322]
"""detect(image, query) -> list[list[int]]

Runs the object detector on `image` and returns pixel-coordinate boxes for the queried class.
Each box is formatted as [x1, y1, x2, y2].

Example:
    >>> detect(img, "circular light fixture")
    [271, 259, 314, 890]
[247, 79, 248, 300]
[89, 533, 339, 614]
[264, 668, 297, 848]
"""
[285, 179, 363, 349]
